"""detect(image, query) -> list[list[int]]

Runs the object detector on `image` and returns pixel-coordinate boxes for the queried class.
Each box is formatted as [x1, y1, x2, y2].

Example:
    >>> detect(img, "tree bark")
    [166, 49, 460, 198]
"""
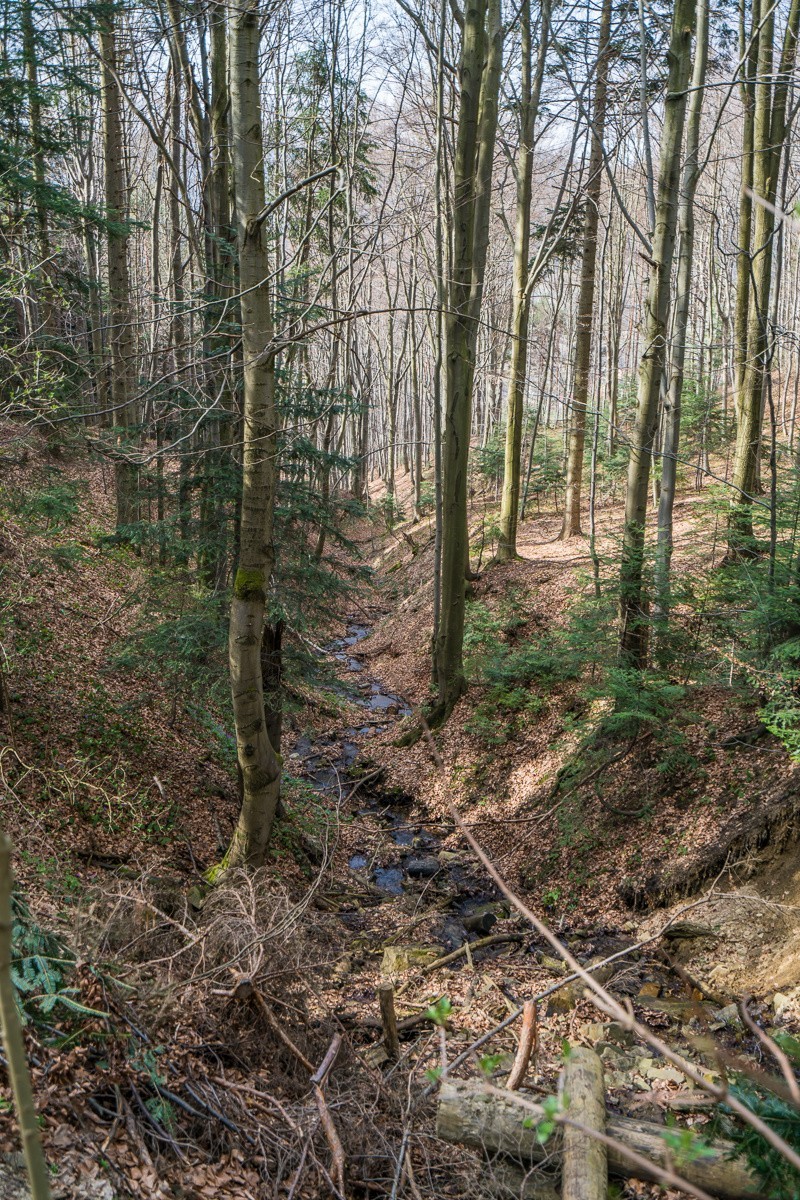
[560, 0, 612, 540]
[437, 1079, 762, 1199]
[618, 0, 694, 668]
[728, 0, 800, 555]
[496, 0, 549, 560]
[655, 0, 709, 618]
[434, 0, 502, 719]
[223, 0, 282, 872]
[562, 1048, 607, 1200]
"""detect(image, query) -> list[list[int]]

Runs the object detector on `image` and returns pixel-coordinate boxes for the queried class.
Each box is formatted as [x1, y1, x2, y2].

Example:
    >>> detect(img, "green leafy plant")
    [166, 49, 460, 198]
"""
[18, 471, 84, 530]
[425, 996, 452, 1026]
[10, 892, 106, 1029]
[660, 1125, 717, 1169]
[713, 1076, 800, 1198]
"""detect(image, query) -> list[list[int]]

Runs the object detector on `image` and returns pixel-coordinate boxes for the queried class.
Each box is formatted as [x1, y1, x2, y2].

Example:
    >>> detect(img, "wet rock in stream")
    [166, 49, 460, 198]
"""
[307, 620, 501, 922]
[404, 855, 441, 879]
[373, 866, 404, 895]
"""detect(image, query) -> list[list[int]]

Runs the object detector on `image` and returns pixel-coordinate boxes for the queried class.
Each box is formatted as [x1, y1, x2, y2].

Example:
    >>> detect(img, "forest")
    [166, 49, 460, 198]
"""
[6, 0, 800, 1194]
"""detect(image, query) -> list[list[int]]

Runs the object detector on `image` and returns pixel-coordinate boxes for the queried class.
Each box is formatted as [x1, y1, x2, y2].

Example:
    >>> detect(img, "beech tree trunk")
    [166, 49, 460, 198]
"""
[655, 0, 709, 617]
[560, 0, 612, 540]
[618, 0, 694, 668]
[728, 0, 800, 556]
[496, 0, 549, 561]
[223, 0, 282, 872]
[434, 0, 502, 719]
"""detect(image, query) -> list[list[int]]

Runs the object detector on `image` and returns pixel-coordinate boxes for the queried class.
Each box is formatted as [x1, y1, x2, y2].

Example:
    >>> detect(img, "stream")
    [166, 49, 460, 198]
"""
[292, 619, 503, 947]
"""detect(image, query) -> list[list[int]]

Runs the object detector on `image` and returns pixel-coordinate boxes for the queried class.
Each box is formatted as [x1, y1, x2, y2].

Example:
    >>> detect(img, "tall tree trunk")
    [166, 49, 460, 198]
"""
[618, 0, 694, 668]
[728, 0, 800, 555]
[100, 9, 138, 534]
[431, 0, 448, 672]
[560, 0, 612, 539]
[655, 0, 709, 617]
[733, 0, 759, 409]
[223, 0, 281, 872]
[434, 0, 502, 720]
[496, 0, 549, 560]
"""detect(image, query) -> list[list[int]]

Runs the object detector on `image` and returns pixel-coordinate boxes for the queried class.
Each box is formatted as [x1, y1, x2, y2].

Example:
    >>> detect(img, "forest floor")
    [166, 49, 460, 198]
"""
[2, 427, 800, 1198]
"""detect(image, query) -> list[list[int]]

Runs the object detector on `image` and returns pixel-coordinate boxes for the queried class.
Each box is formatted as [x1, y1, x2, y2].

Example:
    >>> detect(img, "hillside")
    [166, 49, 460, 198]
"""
[3, 431, 800, 1198]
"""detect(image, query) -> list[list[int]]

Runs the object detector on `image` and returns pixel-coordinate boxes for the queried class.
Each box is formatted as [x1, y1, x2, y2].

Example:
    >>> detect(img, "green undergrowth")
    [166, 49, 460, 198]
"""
[463, 593, 582, 745]
[10, 891, 106, 1032]
[714, 1067, 800, 1198]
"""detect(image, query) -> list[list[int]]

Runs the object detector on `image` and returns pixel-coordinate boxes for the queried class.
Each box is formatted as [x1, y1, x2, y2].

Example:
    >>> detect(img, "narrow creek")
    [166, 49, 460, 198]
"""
[292, 619, 503, 947]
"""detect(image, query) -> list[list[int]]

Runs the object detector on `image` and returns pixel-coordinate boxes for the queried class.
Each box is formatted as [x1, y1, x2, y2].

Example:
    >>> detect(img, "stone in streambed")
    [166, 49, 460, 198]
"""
[381, 945, 439, 976]
[404, 855, 441, 878]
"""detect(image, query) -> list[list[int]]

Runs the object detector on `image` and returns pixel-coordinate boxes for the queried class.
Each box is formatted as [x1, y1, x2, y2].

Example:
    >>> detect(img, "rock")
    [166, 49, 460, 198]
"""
[404, 856, 441, 879]
[582, 1020, 634, 1047]
[773, 992, 792, 1019]
[710, 1003, 742, 1030]
[402, 854, 441, 883]
[639, 982, 661, 998]
[546, 983, 581, 1013]
[462, 902, 507, 934]
[663, 922, 717, 942]
[645, 1065, 686, 1084]
[540, 954, 569, 976]
[437, 850, 463, 866]
[381, 945, 439, 976]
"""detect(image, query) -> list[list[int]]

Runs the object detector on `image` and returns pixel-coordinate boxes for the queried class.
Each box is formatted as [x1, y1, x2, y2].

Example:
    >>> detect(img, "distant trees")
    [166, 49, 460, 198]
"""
[8, 0, 800, 856]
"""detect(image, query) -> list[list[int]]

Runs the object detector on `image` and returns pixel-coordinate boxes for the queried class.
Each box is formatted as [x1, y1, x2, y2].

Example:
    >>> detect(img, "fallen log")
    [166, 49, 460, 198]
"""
[436, 1079, 763, 1199]
[562, 1048, 606, 1200]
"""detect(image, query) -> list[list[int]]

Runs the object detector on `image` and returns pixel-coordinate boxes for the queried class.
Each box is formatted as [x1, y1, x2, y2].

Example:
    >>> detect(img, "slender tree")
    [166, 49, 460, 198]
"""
[434, 0, 502, 719]
[496, 0, 549, 560]
[223, 0, 282, 871]
[619, 0, 694, 668]
[560, 0, 612, 540]
[655, 0, 709, 617]
[728, 0, 800, 556]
